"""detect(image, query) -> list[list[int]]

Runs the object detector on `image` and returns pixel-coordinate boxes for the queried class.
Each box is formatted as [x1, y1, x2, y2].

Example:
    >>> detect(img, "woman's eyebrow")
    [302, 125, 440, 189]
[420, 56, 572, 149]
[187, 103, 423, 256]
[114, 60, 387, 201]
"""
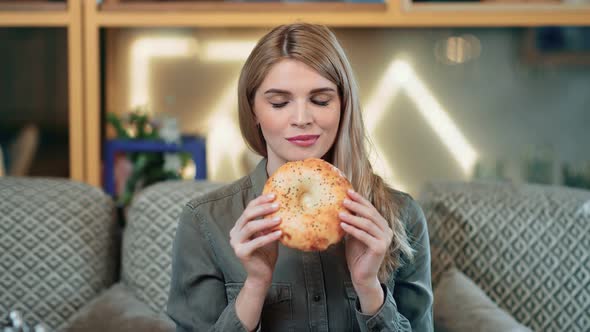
[263, 87, 336, 95]
[309, 87, 336, 94]
[264, 89, 291, 95]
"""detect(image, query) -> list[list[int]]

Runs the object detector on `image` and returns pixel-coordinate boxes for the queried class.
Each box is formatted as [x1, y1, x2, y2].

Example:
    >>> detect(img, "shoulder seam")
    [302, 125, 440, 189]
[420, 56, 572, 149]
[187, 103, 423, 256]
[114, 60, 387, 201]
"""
[185, 176, 252, 210]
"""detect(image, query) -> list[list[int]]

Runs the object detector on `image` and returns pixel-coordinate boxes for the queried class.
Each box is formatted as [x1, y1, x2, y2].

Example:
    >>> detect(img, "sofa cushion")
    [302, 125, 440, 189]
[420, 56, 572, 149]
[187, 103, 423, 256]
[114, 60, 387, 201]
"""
[420, 181, 590, 332]
[0, 177, 117, 331]
[434, 267, 532, 332]
[122, 180, 223, 314]
[65, 282, 175, 332]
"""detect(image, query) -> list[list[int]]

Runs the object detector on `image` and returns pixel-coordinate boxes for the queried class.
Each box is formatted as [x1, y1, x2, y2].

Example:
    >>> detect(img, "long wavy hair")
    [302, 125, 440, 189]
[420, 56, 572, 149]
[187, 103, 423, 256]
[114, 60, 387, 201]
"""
[238, 23, 414, 281]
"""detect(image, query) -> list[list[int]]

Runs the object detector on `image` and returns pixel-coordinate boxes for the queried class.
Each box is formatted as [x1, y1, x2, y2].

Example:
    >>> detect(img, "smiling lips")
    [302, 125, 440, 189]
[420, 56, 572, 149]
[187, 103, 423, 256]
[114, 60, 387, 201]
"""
[286, 135, 320, 147]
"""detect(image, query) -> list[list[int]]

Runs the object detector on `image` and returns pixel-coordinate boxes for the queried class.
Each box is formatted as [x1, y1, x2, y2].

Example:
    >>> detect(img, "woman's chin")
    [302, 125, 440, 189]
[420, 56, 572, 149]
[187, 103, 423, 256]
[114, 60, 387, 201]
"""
[286, 152, 324, 162]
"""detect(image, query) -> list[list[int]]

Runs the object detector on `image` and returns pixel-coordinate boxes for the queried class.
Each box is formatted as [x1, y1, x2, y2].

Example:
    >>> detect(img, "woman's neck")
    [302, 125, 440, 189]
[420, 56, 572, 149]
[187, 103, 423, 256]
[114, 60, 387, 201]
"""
[265, 158, 281, 178]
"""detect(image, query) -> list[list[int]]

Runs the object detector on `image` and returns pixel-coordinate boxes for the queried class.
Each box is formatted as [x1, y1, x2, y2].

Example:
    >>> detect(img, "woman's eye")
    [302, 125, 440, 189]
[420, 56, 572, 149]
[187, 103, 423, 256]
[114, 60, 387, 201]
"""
[271, 102, 288, 108]
[313, 100, 330, 106]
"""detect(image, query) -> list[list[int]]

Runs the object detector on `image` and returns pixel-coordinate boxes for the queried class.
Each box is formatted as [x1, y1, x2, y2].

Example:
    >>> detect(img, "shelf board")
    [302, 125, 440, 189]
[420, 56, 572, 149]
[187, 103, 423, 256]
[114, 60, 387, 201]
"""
[92, 0, 590, 27]
[401, 0, 590, 26]
[99, 1, 387, 12]
[405, 0, 590, 12]
[0, 1, 67, 11]
[0, 1, 69, 26]
[95, 1, 391, 27]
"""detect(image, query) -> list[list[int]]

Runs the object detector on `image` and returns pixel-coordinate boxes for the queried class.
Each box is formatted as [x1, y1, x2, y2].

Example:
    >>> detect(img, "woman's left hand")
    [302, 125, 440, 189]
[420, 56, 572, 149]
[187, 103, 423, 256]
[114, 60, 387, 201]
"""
[339, 189, 394, 292]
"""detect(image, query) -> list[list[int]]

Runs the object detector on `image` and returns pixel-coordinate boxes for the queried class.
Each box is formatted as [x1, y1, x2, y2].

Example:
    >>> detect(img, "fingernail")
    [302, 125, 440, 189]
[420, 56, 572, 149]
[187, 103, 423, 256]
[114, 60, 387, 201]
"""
[339, 212, 347, 218]
[343, 199, 351, 205]
[348, 189, 354, 194]
[271, 203, 279, 209]
[274, 230, 282, 235]
[272, 216, 281, 222]
[267, 193, 275, 199]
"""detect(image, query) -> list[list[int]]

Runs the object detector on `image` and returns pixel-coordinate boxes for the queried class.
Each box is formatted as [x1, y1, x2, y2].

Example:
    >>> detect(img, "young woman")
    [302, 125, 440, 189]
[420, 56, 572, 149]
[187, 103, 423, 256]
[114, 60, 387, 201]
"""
[167, 23, 433, 332]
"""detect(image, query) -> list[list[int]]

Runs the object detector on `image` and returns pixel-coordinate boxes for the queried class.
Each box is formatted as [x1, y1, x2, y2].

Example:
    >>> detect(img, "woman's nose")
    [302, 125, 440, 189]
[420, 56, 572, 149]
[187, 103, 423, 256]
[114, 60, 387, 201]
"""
[291, 102, 312, 127]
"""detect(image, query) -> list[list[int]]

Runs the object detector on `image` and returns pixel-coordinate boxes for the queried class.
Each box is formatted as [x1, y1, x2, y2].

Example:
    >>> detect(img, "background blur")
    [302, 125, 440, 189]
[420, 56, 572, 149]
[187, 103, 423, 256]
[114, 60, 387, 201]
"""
[2, 2, 590, 198]
[3, 4, 590, 331]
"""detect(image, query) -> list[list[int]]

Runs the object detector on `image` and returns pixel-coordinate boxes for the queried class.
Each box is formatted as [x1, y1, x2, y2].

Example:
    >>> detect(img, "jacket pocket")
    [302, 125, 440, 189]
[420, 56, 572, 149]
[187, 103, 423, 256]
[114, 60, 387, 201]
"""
[225, 282, 293, 329]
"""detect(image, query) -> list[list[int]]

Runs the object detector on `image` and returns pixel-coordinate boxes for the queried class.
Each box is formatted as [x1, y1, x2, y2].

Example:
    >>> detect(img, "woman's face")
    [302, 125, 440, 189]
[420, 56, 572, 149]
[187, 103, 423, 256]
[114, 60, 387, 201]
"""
[253, 59, 341, 174]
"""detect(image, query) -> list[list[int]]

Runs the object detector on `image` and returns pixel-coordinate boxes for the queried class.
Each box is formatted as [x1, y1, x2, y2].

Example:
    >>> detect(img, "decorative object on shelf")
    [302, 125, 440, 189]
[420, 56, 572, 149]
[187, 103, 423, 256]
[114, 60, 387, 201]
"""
[562, 161, 590, 190]
[471, 158, 508, 182]
[0, 124, 39, 177]
[434, 34, 482, 65]
[534, 26, 590, 53]
[522, 144, 555, 185]
[104, 107, 206, 206]
[1, 310, 47, 332]
[523, 26, 590, 65]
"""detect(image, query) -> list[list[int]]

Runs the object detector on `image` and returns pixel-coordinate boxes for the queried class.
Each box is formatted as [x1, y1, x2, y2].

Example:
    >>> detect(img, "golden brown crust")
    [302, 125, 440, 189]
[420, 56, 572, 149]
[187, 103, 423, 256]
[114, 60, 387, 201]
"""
[262, 158, 353, 251]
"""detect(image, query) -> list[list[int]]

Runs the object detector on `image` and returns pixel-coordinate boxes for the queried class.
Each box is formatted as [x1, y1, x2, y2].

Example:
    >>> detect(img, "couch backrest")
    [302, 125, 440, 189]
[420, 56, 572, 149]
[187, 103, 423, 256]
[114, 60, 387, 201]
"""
[420, 181, 590, 332]
[0, 177, 117, 331]
[122, 180, 223, 314]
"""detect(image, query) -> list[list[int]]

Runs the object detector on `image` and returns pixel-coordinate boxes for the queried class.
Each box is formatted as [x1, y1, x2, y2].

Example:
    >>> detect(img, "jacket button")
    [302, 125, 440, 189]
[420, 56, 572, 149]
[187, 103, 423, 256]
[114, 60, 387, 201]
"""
[313, 295, 321, 302]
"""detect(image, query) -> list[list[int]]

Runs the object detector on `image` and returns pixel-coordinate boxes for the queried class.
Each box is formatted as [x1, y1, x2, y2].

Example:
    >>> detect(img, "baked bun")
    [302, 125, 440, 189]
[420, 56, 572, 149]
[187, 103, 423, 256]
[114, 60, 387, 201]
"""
[262, 158, 353, 251]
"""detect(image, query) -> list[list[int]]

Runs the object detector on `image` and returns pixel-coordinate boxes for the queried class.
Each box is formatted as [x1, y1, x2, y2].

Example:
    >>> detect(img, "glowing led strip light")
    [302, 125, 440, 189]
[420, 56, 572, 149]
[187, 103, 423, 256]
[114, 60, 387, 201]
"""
[130, 38, 477, 187]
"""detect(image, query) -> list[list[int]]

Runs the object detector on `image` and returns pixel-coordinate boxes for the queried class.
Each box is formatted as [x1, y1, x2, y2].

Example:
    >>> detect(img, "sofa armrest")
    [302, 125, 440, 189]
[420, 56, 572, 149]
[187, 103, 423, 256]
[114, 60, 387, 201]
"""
[434, 268, 531, 332]
[65, 282, 175, 332]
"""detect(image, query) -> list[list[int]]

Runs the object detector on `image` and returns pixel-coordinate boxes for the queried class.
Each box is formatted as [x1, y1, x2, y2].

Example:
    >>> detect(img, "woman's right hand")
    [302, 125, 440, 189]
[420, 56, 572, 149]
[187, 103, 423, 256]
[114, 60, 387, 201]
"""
[230, 193, 282, 288]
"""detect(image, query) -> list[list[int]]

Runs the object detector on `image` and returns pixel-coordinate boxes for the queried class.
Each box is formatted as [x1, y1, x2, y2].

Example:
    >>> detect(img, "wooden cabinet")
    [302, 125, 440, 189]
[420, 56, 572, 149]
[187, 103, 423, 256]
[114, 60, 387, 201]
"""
[0, 0, 84, 181]
[2, 0, 589, 187]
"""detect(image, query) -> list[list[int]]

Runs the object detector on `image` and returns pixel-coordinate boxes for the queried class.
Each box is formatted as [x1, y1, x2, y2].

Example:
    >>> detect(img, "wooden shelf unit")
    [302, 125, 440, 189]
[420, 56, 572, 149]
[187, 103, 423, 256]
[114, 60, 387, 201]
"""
[5, 0, 588, 187]
[82, 0, 590, 187]
[0, 0, 85, 182]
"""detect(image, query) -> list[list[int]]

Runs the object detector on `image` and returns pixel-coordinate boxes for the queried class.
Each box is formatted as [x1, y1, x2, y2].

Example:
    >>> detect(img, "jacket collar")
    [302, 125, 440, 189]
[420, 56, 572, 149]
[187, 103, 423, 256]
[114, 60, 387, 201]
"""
[250, 157, 269, 197]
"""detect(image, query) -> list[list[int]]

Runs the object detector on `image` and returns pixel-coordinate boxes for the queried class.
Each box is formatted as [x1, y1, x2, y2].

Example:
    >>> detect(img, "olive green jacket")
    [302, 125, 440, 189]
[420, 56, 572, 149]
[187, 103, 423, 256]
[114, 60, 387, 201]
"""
[167, 158, 433, 332]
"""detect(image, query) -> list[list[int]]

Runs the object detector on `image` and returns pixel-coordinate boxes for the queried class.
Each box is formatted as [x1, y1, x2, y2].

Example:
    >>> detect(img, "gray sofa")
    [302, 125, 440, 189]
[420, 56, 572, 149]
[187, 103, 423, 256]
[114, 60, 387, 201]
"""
[421, 181, 590, 332]
[1, 177, 589, 331]
[0, 177, 118, 331]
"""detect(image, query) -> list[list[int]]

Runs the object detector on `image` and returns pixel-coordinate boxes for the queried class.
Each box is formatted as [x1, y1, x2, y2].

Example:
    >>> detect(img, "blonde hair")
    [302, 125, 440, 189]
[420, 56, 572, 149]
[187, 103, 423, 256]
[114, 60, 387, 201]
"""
[238, 23, 414, 281]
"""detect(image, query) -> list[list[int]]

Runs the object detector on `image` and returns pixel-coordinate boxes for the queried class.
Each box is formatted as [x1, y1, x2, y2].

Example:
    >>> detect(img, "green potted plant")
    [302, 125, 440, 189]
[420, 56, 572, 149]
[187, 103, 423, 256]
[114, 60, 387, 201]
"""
[106, 107, 192, 207]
